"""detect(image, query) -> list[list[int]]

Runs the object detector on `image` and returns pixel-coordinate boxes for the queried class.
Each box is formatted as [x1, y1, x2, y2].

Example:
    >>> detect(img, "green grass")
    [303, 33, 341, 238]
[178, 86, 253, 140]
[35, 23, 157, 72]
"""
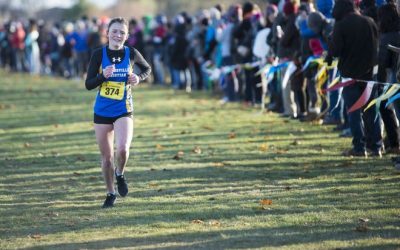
[0, 71, 399, 250]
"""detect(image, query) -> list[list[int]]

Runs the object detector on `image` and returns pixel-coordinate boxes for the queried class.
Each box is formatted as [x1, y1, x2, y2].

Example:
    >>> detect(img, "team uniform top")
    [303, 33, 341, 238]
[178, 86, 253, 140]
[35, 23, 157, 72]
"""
[85, 46, 151, 118]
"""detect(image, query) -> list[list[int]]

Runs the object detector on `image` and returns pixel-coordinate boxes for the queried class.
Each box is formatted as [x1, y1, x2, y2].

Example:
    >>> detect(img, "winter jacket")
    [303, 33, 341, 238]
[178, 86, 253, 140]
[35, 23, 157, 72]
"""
[330, 0, 378, 79]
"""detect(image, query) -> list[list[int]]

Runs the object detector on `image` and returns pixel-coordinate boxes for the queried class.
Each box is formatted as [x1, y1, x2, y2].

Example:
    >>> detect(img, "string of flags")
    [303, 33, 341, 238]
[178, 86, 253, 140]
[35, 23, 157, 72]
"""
[202, 55, 400, 114]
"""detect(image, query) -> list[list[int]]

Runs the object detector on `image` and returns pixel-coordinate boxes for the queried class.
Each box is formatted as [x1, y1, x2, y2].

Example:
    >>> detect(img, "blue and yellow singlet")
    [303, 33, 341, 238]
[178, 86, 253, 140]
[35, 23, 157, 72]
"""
[94, 46, 133, 117]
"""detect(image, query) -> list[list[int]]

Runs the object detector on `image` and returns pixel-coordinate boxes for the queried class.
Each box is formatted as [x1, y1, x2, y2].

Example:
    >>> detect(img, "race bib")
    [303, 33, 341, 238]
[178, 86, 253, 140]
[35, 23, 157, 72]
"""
[100, 81, 125, 100]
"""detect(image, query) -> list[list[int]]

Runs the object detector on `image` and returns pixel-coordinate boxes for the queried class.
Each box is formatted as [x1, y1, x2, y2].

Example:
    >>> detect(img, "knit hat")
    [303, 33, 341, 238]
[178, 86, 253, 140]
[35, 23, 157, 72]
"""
[243, 2, 255, 16]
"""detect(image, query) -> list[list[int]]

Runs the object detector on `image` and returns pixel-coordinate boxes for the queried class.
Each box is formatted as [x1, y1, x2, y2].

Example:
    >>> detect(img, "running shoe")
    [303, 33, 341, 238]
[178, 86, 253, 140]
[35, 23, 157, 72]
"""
[115, 171, 129, 197]
[102, 193, 116, 208]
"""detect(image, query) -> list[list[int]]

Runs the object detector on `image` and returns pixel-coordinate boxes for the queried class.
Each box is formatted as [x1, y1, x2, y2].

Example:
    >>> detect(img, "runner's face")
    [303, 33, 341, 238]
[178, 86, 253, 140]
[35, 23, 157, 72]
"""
[107, 22, 128, 50]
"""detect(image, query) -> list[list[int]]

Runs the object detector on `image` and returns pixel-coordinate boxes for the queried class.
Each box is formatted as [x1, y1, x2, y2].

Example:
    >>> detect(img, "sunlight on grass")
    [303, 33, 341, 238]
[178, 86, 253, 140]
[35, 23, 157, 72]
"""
[0, 70, 399, 249]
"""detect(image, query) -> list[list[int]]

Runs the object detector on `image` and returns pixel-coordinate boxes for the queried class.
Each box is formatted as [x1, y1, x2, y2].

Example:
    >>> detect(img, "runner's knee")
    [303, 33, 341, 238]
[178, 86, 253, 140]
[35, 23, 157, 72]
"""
[116, 147, 129, 159]
[101, 155, 113, 168]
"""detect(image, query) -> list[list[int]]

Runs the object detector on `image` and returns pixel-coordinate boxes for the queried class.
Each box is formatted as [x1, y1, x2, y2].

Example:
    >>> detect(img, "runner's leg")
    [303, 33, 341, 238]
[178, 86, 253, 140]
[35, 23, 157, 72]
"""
[94, 124, 115, 193]
[114, 116, 134, 174]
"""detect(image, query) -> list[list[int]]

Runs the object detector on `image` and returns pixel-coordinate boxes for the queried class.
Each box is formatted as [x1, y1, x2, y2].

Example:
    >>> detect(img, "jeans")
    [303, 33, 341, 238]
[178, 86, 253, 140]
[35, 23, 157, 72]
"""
[342, 82, 383, 152]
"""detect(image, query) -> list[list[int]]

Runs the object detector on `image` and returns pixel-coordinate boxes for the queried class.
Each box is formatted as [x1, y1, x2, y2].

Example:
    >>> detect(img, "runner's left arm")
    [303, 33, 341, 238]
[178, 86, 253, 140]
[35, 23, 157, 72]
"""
[130, 47, 151, 81]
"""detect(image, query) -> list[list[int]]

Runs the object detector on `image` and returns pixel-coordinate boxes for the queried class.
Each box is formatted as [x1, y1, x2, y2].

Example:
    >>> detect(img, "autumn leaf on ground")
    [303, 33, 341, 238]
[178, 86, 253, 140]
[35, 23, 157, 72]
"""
[65, 221, 76, 227]
[291, 140, 301, 146]
[260, 199, 273, 206]
[156, 144, 164, 150]
[191, 219, 204, 224]
[275, 149, 288, 154]
[212, 162, 225, 167]
[24, 142, 31, 148]
[355, 218, 369, 232]
[228, 132, 236, 139]
[51, 151, 60, 157]
[45, 212, 59, 217]
[208, 220, 221, 226]
[192, 146, 202, 154]
[173, 151, 184, 160]
[149, 183, 159, 188]
[202, 125, 214, 131]
[259, 144, 268, 152]
[182, 109, 187, 116]
[28, 234, 42, 240]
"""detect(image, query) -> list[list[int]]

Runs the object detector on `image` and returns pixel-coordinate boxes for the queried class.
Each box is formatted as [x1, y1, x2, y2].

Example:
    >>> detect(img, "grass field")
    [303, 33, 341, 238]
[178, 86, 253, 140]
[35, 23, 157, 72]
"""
[0, 71, 399, 250]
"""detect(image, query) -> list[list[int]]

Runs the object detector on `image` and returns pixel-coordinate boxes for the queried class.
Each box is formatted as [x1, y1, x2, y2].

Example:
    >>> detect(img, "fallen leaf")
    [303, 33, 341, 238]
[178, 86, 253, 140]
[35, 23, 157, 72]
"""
[29, 234, 41, 240]
[156, 144, 164, 150]
[260, 199, 273, 205]
[173, 151, 184, 160]
[291, 140, 300, 146]
[192, 146, 202, 154]
[208, 220, 221, 226]
[228, 132, 236, 139]
[202, 125, 214, 131]
[275, 149, 288, 154]
[212, 162, 225, 167]
[259, 144, 268, 152]
[24, 142, 31, 148]
[51, 151, 60, 157]
[191, 219, 204, 224]
[65, 221, 76, 227]
[45, 212, 59, 217]
[359, 218, 369, 223]
[149, 183, 159, 188]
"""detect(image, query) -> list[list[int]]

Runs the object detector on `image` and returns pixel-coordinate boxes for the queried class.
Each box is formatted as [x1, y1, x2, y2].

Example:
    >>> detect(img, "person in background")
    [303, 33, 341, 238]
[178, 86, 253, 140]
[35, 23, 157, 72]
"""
[330, 0, 383, 157]
[376, 3, 400, 154]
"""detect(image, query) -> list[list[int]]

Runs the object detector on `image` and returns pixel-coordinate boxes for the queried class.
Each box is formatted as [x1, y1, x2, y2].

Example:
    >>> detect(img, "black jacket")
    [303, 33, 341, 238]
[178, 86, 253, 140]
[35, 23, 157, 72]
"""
[330, 11, 378, 79]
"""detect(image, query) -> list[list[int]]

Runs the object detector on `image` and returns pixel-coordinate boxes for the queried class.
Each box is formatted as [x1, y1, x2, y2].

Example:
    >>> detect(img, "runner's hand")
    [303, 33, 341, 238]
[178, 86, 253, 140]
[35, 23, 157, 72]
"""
[127, 73, 140, 86]
[103, 64, 115, 78]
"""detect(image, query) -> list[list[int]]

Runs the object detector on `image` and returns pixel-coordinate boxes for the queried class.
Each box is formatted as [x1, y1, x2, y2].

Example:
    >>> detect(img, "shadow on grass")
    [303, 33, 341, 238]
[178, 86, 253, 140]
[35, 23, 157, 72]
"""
[20, 226, 400, 250]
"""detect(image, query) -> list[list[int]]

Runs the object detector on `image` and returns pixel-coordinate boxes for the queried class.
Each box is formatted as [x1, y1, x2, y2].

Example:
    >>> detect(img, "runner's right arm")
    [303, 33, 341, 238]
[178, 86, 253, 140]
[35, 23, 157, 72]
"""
[85, 48, 106, 90]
